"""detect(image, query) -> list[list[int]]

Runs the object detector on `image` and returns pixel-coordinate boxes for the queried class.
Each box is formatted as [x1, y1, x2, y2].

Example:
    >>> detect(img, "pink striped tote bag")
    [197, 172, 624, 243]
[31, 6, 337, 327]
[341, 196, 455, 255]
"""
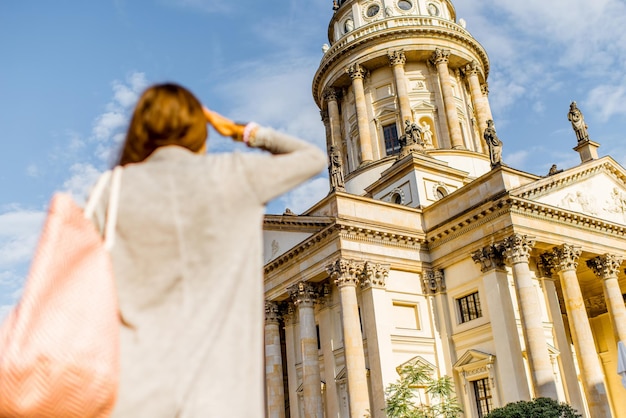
[0, 167, 122, 418]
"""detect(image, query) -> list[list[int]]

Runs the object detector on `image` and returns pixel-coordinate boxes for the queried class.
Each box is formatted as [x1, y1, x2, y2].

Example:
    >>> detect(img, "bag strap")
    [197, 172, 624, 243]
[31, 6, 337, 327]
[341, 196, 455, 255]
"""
[103, 166, 123, 250]
[83, 166, 123, 250]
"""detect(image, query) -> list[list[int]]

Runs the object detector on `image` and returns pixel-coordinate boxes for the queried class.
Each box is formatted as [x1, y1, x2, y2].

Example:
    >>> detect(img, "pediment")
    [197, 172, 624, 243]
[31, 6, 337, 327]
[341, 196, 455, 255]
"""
[395, 355, 436, 375]
[375, 105, 397, 119]
[453, 350, 495, 373]
[412, 100, 436, 112]
[511, 157, 626, 225]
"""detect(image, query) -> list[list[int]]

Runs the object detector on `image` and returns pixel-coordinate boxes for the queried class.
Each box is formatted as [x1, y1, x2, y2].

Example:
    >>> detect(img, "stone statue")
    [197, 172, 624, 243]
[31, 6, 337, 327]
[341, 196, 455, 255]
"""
[421, 121, 433, 148]
[322, 43, 330, 53]
[568, 101, 590, 142]
[398, 120, 424, 158]
[548, 164, 563, 176]
[483, 119, 503, 168]
[329, 145, 346, 192]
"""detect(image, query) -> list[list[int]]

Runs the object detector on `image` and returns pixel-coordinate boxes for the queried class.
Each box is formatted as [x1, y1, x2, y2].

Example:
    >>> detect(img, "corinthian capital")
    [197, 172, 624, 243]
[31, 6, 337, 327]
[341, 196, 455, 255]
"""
[465, 61, 480, 77]
[289, 281, 318, 307]
[431, 48, 450, 66]
[422, 269, 446, 294]
[502, 234, 535, 265]
[472, 244, 505, 272]
[323, 87, 339, 102]
[388, 50, 406, 66]
[361, 262, 389, 289]
[327, 258, 364, 287]
[346, 63, 368, 80]
[481, 83, 489, 96]
[546, 244, 582, 273]
[265, 301, 282, 324]
[586, 254, 624, 280]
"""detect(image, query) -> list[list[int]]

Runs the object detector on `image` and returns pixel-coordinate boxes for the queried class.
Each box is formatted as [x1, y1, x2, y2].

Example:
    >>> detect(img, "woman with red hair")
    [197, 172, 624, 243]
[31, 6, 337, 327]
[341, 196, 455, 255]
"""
[91, 83, 326, 417]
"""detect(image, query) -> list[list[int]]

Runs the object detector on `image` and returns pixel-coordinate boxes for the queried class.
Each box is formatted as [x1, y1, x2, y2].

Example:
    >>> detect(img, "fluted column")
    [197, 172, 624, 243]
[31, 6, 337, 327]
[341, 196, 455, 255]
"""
[266, 301, 286, 418]
[501, 234, 558, 399]
[464, 61, 489, 152]
[388, 50, 412, 124]
[283, 304, 299, 418]
[587, 254, 626, 342]
[327, 259, 370, 418]
[543, 245, 610, 417]
[472, 244, 531, 404]
[346, 63, 374, 163]
[290, 282, 323, 418]
[324, 88, 342, 148]
[360, 262, 392, 418]
[431, 48, 464, 149]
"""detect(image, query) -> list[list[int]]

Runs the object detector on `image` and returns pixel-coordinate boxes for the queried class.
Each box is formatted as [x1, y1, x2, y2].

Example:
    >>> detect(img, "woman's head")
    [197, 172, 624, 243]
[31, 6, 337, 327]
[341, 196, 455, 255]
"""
[118, 83, 207, 165]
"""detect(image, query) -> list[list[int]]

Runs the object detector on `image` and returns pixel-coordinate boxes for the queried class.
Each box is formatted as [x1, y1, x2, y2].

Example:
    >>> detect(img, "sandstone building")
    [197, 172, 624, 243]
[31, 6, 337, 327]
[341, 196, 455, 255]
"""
[263, 1, 626, 417]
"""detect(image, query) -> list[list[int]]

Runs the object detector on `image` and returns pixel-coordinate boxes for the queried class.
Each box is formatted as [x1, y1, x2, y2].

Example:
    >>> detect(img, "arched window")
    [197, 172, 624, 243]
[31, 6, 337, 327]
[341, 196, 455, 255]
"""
[436, 187, 448, 200]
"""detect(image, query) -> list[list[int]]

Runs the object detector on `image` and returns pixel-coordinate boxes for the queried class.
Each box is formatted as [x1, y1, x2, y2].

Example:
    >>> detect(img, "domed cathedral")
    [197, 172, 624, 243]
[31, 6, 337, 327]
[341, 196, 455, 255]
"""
[263, 1, 626, 418]
[314, 0, 492, 202]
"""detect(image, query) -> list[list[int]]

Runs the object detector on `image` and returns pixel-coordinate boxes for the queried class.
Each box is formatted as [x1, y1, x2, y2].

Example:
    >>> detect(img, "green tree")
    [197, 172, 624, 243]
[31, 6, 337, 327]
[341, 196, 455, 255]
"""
[384, 362, 462, 418]
[484, 397, 581, 418]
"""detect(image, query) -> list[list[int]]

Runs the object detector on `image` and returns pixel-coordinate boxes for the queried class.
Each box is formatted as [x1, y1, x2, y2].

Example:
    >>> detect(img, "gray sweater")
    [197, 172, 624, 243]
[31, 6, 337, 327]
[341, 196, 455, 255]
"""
[92, 127, 326, 417]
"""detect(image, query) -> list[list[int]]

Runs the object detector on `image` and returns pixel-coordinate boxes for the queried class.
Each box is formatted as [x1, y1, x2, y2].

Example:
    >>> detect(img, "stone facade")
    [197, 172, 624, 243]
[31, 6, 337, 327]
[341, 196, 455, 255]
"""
[263, 1, 626, 417]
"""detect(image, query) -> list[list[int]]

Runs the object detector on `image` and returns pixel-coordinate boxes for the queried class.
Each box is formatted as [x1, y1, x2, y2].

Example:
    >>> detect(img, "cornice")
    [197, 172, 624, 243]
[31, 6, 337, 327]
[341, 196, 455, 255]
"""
[264, 215, 334, 231]
[514, 157, 626, 200]
[264, 219, 426, 274]
[313, 18, 490, 105]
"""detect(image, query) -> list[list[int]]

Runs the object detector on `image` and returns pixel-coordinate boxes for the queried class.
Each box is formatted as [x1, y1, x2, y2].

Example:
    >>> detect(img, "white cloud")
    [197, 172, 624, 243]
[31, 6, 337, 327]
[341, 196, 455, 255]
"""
[0, 209, 45, 269]
[61, 163, 102, 204]
[586, 83, 626, 122]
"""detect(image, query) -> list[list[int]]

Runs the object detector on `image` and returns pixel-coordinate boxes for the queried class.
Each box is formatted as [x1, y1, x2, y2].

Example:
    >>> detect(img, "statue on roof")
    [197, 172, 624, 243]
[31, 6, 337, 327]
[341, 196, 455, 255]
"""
[398, 120, 425, 158]
[483, 119, 503, 169]
[568, 101, 590, 143]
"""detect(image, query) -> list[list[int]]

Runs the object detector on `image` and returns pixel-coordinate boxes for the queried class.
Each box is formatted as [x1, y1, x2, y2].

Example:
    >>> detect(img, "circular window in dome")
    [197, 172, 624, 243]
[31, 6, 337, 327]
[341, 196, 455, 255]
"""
[398, 0, 412, 10]
[366, 4, 380, 17]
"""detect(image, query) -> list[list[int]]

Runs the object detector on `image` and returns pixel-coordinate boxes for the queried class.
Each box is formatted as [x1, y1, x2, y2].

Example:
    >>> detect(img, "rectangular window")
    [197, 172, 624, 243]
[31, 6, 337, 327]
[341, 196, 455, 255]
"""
[472, 378, 493, 417]
[457, 291, 482, 323]
[383, 123, 400, 155]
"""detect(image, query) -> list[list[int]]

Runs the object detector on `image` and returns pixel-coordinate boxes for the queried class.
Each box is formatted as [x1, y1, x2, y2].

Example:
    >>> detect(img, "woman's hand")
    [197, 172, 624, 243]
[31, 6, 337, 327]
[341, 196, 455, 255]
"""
[203, 107, 245, 142]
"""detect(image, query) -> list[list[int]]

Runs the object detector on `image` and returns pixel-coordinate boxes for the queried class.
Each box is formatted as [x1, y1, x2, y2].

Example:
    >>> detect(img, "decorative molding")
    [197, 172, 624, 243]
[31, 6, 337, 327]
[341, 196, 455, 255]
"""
[541, 244, 582, 274]
[430, 48, 450, 66]
[288, 281, 319, 307]
[422, 268, 445, 294]
[346, 63, 368, 80]
[323, 87, 339, 102]
[327, 258, 364, 288]
[265, 301, 282, 324]
[387, 49, 406, 66]
[464, 61, 480, 77]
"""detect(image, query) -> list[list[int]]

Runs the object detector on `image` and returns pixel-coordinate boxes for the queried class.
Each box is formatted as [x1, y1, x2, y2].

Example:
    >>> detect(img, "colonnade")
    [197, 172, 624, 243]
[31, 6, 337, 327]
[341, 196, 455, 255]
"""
[473, 234, 624, 417]
[265, 259, 390, 418]
[323, 48, 493, 165]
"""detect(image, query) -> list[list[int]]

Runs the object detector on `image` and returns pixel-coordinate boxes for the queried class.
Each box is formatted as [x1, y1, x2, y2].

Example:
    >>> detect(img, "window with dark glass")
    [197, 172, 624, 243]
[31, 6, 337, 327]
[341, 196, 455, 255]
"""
[383, 123, 400, 155]
[398, 0, 412, 10]
[457, 291, 482, 323]
[367, 4, 380, 17]
[472, 378, 493, 417]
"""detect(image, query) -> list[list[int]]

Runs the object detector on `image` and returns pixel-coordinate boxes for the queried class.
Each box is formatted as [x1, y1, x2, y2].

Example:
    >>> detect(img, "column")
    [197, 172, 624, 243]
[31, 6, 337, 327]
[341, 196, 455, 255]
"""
[587, 254, 626, 342]
[266, 301, 287, 418]
[431, 48, 464, 149]
[388, 50, 412, 124]
[472, 244, 531, 404]
[537, 267, 586, 415]
[324, 87, 342, 148]
[346, 63, 374, 163]
[290, 282, 323, 418]
[360, 262, 392, 418]
[283, 304, 300, 418]
[481, 83, 493, 120]
[464, 61, 489, 152]
[543, 245, 610, 417]
[501, 234, 558, 399]
[317, 285, 340, 418]
[327, 259, 370, 418]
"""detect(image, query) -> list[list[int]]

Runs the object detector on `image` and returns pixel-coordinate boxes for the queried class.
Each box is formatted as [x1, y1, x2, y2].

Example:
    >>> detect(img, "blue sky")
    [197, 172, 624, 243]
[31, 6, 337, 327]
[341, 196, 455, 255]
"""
[2, 0, 626, 318]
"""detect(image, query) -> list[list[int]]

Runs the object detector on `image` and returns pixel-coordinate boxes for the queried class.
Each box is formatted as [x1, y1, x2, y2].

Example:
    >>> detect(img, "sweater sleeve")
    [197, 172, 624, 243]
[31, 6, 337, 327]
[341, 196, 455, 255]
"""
[241, 127, 327, 204]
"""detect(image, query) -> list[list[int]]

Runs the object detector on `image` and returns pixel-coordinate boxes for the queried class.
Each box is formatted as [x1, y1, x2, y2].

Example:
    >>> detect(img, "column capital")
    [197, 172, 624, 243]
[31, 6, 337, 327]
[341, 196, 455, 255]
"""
[327, 258, 364, 288]
[346, 63, 368, 80]
[323, 87, 339, 102]
[431, 48, 450, 66]
[265, 301, 282, 324]
[320, 110, 329, 124]
[465, 61, 480, 77]
[472, 244, 506, 272]
[543, 244, 582, 274]
[587, 254, 624, 279]
[502, 234, 536, 265]
[481, 83, 489, 96]
[422, 269, 446, 294]
[387, 49, 406, 66]
[289, 281, 319, 307]
[361, 261, 389, 290]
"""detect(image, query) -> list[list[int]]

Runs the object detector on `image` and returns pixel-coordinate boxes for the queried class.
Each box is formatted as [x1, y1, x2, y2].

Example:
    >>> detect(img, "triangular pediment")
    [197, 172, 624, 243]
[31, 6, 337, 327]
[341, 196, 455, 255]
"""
[511, 157, 626, 225]
[375, 105, 398, 119]
[453, 350, 495, 372]
[395, 355, 436, 375]
[412, 100, 436, 112]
